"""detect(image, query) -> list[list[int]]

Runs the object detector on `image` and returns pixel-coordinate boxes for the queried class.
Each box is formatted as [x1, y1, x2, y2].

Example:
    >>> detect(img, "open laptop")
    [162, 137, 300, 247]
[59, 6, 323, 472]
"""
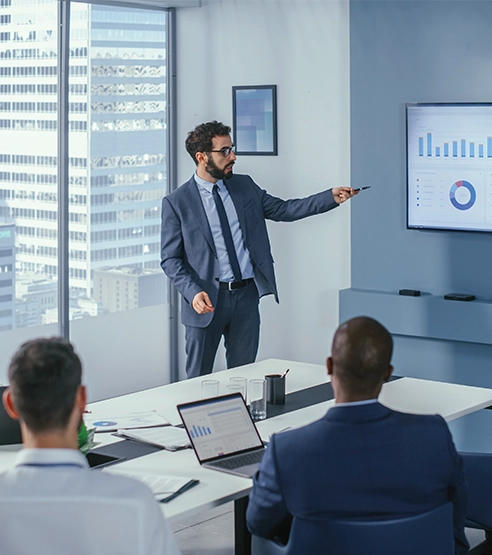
[177, 393, 266, 478]
[0, 386, 22, 446]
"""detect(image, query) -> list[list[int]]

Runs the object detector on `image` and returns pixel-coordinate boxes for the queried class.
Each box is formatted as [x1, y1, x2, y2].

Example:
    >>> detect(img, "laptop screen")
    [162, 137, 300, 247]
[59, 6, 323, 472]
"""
[178, 393, 264, 463]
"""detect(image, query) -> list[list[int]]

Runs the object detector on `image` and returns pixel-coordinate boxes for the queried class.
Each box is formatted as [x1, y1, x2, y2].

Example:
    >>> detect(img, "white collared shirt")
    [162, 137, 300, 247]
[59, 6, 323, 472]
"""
[0, 448, 181, 555]
[334, 398, 379, 407]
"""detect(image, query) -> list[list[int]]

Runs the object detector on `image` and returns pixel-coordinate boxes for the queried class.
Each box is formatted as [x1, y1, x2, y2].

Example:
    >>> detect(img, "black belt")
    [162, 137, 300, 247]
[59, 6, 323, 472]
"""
[218, 278, 254, 291]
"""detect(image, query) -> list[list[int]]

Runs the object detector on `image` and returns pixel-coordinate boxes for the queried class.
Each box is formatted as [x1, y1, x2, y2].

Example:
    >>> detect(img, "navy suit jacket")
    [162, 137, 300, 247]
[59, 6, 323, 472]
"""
[246, 402, 468, 555]
[160, 174, 338, 327]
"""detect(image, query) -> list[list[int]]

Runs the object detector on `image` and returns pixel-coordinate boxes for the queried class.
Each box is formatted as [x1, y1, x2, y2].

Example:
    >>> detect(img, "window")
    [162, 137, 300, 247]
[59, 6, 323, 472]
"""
[0, 0, 172, 394]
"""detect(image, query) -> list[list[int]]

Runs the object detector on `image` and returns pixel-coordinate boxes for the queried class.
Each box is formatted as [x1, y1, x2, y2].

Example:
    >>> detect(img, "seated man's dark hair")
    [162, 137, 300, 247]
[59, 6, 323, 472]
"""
[185, 121, 232, 164]
[8, 337, 82, 433]
[332, 317, 393, 397]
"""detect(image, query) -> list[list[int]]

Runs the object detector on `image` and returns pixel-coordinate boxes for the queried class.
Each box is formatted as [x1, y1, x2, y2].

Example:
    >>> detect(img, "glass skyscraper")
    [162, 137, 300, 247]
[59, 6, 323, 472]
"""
[0, 0, 167, 328]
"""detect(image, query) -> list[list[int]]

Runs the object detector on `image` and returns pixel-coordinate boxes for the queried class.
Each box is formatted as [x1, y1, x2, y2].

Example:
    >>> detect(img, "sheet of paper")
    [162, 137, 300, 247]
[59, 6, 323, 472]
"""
[118, 426, 190, 450]
[103, 468, 191, 495]
[84, 411, 169, 432]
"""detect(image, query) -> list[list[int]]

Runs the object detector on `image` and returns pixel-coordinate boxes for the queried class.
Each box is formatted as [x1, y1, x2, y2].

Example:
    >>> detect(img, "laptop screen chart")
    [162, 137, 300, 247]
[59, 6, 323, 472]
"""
[181, 396, 262, 461]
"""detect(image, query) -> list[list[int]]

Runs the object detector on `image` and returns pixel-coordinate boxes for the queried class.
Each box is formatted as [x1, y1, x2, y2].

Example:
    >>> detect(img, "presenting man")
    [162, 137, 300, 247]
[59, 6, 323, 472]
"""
[246, 317, 468, 554]
[161, 120, 356, 378]
[0, 338, 181, 555]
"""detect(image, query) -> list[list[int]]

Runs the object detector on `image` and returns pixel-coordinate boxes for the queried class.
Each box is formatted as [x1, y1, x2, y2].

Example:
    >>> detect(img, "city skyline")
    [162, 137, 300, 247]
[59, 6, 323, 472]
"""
[0, 0, 168, 328]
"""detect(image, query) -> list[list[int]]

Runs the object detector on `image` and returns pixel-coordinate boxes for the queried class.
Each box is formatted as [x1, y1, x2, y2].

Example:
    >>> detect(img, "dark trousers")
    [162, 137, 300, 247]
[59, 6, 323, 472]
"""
[185, 281, 260, 379]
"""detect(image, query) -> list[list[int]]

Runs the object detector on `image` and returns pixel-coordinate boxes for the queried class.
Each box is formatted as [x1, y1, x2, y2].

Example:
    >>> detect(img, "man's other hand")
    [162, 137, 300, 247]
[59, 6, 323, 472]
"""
[332, 187, 358, 204]
[192, 291, 214, 314]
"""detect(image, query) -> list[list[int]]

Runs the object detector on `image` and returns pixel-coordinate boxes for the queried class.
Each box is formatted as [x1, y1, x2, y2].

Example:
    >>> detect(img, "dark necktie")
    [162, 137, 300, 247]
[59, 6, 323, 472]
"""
[212, 184, 242, 282]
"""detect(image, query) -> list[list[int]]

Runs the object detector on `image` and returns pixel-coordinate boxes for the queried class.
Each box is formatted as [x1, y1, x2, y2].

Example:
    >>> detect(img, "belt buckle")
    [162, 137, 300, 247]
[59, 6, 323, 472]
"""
[228, 281, 235, 291]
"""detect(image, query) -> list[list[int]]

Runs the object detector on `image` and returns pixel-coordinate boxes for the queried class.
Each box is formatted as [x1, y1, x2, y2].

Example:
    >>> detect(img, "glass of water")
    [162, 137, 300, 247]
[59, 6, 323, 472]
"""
[228, 377, 247, 402]
[249, 379, 267, 421]
[201, 379, 219, 399]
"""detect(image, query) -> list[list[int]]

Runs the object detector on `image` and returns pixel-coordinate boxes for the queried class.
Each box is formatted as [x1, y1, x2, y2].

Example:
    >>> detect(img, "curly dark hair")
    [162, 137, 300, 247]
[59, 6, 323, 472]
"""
[185, 121, 231, 165]
[8, 337, 82, 433]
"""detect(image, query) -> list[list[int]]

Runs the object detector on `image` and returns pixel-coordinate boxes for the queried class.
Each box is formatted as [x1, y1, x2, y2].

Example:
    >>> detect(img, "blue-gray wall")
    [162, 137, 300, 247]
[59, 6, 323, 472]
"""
[345, 0, 492, 451]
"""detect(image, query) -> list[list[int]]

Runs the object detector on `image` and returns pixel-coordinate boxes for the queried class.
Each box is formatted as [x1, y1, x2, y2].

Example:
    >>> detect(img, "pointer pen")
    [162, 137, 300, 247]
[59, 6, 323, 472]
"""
[160, 479, 200, 504]
[353, 186, 371, 192]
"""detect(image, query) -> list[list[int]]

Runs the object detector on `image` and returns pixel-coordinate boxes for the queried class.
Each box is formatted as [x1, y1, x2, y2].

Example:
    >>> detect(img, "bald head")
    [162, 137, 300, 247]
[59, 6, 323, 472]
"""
[328, 317, 393, 401]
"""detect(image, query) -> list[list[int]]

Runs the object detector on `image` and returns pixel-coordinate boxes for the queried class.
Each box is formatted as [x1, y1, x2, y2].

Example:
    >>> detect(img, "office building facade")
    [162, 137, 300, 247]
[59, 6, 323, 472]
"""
[0, 0, 167, 327]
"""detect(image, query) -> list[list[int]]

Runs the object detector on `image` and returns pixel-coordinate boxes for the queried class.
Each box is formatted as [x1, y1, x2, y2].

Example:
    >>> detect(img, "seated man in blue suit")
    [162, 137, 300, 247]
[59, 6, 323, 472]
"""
[246, 316, 468, 554]
[161, 121, 357, 378]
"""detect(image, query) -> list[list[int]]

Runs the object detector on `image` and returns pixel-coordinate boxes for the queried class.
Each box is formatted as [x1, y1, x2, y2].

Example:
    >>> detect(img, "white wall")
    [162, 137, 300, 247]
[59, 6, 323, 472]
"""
[176, 0, 351, 374]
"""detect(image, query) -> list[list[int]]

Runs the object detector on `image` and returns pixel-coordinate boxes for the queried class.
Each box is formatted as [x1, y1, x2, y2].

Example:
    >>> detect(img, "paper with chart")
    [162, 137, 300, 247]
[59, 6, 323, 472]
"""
[84, 410, 169, 432]
[103, 468, 192, 496]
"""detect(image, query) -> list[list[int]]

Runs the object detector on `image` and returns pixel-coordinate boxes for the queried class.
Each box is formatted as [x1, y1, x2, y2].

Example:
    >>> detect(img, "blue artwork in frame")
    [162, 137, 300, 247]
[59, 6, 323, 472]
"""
[232, 85, 277, 155]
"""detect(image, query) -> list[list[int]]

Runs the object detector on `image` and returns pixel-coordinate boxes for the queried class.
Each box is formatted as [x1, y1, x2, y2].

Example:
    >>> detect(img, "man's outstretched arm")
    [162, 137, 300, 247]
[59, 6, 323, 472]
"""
[255, 183, 357, 223]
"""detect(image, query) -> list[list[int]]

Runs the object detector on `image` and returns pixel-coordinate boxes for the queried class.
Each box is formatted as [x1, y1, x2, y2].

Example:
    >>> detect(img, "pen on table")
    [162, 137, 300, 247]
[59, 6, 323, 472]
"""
[282, 368, 290, 378]
[160, 479, 200, 504]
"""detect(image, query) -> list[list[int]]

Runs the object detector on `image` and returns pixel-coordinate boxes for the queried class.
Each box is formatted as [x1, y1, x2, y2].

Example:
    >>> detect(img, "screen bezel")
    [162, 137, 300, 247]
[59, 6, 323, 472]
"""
[406, 102, 492, 234]
[177, 393, 264, 465]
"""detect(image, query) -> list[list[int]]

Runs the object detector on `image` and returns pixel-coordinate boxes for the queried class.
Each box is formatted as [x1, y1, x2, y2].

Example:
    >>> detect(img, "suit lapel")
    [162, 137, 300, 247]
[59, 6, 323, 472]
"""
[187, 178, 216, 255]
[226, 178, 248, 241]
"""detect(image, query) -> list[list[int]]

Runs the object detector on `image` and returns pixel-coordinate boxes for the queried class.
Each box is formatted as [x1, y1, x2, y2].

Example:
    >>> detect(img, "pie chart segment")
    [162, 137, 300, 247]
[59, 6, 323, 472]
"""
[450, 180, 476, 211]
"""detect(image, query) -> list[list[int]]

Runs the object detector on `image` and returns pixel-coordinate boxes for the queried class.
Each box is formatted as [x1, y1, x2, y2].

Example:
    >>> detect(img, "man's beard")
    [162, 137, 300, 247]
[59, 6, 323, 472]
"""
[206, 157, 234, 180]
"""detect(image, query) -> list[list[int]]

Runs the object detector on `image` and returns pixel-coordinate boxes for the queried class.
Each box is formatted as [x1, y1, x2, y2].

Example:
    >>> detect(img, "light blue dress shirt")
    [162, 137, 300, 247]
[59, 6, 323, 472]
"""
[334, 398, 379, 407]
[194, 174, 254, 282]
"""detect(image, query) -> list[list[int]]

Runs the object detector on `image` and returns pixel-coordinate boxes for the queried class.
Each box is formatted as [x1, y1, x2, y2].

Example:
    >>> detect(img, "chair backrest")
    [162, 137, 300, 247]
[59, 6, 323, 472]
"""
[252, 503, 454, 555]
[461, 452, 492, 530]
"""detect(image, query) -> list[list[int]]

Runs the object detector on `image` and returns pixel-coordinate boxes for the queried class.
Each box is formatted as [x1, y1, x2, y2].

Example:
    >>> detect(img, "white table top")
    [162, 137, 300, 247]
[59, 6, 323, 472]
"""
[87, 359, 326, 427]
[2, 358, 492, 524]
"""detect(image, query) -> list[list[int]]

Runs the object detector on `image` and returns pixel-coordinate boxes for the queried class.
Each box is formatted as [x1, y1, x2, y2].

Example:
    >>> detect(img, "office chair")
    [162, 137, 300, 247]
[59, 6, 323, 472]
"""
[461, 452, 492, 552]
[251, 503, 454, 555]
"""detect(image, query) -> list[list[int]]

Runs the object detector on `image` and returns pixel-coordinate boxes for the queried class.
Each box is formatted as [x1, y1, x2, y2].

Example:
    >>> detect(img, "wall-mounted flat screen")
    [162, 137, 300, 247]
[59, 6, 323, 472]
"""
[407, 103, 492, 233]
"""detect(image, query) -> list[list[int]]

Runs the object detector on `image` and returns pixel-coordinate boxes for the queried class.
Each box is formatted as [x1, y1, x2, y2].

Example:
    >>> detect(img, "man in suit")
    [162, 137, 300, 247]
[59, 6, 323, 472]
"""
[0, 338, 181, 555]
[161, 120, 356, 378]
[246, 316, 468, 554]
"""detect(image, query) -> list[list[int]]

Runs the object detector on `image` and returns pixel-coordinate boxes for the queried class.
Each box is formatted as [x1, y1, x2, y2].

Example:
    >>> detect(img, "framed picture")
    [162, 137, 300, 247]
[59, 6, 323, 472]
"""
[232, 85, 277, 155]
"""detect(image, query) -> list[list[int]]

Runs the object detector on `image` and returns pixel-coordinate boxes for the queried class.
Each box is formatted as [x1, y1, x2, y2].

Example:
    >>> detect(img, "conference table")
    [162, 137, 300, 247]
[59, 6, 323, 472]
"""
[2, 358, 492, 555]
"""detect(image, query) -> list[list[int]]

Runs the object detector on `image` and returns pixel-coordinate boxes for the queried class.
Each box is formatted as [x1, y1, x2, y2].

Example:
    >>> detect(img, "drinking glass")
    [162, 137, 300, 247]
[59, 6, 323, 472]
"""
[226, 383, 246, 400]
[249, 379, 267, 420]
[201, 379, 219, 399]
[229, 377, 247, 402]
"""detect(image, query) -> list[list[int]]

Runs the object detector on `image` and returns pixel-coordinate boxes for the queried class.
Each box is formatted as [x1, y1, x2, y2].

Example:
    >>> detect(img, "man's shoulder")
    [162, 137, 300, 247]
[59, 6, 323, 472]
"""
[389, 408, 447, 427]
[87, 469, 156, 501]
[272, 405, 448, 447]
[228, 173, 255, 183]
[0, 464, 154, 505]
[227, 173, 257, 190]
[164, 176, 197, 202]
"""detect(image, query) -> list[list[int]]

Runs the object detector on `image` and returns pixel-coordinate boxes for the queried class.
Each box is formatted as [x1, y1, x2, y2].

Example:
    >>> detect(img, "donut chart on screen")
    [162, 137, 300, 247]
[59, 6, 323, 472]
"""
[449, 180, 476, 211]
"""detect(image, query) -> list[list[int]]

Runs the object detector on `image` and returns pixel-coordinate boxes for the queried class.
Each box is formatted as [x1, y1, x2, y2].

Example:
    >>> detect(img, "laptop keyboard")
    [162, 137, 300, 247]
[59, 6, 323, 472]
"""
[211, 450, 265, 470]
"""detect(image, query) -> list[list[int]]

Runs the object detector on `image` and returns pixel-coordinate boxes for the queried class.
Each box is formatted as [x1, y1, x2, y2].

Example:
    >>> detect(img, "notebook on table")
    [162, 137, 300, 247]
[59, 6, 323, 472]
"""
[177, 393, 266, 478]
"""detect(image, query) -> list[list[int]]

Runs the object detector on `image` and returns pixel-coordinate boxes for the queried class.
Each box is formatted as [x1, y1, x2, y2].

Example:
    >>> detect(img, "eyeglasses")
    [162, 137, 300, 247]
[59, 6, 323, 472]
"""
[208, 146, 236, 157]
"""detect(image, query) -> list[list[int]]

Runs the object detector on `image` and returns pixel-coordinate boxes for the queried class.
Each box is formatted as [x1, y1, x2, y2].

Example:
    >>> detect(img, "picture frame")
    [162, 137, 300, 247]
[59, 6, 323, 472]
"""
[232, 85, 277, 156]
